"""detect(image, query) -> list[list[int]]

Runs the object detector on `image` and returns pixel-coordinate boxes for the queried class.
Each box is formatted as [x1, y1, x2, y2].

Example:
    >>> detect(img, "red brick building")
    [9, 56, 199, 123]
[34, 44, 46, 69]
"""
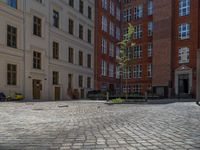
[95, 0, 200, 98]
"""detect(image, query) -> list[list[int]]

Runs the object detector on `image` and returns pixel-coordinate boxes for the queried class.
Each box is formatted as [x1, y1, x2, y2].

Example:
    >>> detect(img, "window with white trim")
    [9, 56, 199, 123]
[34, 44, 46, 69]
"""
[147, 64, 152, 77]
[109, 63, 114, 78]
[101, 60, 107, 76]
[134, 5, 143, 19]
[133, 45, 142, 59]
[102, 0, 107, 10]
[179, 0, 190, 16]
[179, 23, 190, 39]
[133, 64, 142, 78]
[178, 47, 189, 64]
[134, 25, 142, 39]
[109, 42, 114, 57]
[102, 16, 107, 32]
[148, 0, 153, 15]
[110, 1, 115, 16]
[148, 43, 153, 57]
[148, 21, 153, 37]
[123, 8, 131, 22]
[109, 21, 115, 37]
[101, 37, 107, 54]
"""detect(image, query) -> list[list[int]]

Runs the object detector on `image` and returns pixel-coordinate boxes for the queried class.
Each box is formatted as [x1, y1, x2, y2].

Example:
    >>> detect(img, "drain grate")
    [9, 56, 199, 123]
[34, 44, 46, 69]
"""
[32, 108, 44, 111]
[58, 105, 69, 108]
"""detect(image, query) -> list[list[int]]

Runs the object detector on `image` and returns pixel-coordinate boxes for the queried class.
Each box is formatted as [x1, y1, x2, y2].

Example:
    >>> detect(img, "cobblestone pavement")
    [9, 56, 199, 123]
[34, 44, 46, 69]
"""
[0, 100, 200, 150]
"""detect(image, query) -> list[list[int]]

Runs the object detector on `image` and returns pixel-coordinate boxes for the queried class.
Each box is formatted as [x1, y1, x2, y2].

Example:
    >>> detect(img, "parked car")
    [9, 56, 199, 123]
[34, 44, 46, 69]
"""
[87, 90, 107, 100]
[0, 92, 6, 101]
[7, 93, 24, 101]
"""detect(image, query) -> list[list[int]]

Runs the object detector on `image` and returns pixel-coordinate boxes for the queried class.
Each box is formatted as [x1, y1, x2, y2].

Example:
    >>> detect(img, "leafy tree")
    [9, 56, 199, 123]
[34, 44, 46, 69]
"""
[117, 23, 135, 100]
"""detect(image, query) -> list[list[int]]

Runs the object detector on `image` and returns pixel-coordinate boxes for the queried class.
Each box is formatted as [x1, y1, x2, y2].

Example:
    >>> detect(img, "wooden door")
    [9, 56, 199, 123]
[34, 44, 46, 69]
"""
[55, 87, 61, 100]
[33, 80, 41, 99]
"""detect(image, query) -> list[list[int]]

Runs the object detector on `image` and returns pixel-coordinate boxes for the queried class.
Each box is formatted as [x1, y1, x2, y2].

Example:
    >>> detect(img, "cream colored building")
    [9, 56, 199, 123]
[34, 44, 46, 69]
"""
[0, 0, 94, 100]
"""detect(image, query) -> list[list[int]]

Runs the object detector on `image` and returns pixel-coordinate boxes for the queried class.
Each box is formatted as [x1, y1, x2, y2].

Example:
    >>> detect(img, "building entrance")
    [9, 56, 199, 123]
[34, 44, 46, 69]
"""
[33, 79, 41, 99]
[178, 74, 189, 94]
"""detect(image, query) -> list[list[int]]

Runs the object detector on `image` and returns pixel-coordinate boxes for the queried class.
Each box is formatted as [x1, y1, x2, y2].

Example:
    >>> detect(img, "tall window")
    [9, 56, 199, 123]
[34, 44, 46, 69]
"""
[78, 75, 83, 88]
[79, 24, 83, 39]
[88, 6, 92, 19]
[109, 63, 114, 78]
[133, 84, 141, 95]
[123, 8, 131, 22]
[7, 0, 17, 9]
[148, 43, 153, 57]
[102, 16, 107, 32]
[101, 60, 107, 76]
[134, 5, 143, 19]
[179, 0, 190, 16]
[53, 71, 59, 85]
[53, 42, 59, 59]
[87, 29, 92, 43]
[68, 47, 74, 63]
[33, 16, 42, 37]
[133, 64, 142, 78]
[7, 25, 17, 48]
[116, 27, 121, 40]
[148, 22, 153, 37]
[133, 45, 142, 59]
[33, 51, 41, 69]
[87, 77, 91, 88]
[147, 64, 152, 77]
[79, 51, 83, 66]
[87, 54, 92, 68]
[53, 10, 59, 28]
[79, 0, 84, 14]
[68, 74, 73, 89]
[109, 42, 114, 57]
[148, 0, 153, 16]
[179, 23, 190, 39]
[116, 7, 121, 21]
[134, 25, 142, 39]
[109, 21, 115, 37]
[110, 1, 115, 16]
[102, 0, 107, 10]
[7, 64, 17, 85]
[101, 37, 107, 54]
[69, 0, 74, 7]
[68, 19, 74, 35]
[178, 47, 189, 64]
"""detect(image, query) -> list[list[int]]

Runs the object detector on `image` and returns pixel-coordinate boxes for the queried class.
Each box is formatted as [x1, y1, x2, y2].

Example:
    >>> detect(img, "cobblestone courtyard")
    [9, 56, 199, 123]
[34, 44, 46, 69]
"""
[0, 101, 200, 150]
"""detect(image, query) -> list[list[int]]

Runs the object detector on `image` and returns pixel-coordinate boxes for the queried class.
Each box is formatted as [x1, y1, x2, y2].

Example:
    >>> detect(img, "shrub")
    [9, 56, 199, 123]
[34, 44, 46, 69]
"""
[111, 98, 125, 103]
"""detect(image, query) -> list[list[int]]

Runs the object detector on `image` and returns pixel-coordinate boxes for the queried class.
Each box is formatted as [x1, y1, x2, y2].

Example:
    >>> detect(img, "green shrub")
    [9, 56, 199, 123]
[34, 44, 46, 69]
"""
[111, 98, 125, 103]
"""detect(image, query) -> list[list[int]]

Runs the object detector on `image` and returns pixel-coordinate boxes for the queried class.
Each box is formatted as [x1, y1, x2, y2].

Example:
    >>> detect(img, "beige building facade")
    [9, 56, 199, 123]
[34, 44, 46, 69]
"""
[0, 0, 94, 100]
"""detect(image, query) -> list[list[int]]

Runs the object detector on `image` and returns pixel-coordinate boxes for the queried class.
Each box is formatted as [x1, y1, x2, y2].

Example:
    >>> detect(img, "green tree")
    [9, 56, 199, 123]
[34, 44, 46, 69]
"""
[117, 23, 135, 100]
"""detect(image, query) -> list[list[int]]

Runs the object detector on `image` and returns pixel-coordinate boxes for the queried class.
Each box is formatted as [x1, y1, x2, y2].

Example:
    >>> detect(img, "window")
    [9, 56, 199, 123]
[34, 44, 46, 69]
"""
[7, 0, 17, 9]
[68, 74, 73, 89]
[102, 0, 107, 10]
[148, 22, 153, 37]
[123, 8, 131, 22]
[109, 21, 115, 37]
[148, 0, 153, 16]
[179, 23, 190, 39]
[87, 29, 92, 43]
[101, 60, 107, 76]
[109, 42, 114, 57]
[134, 5, 143, 19]
[132, 84, 141, 95]
[68, 19, 74, 35]
[79, 24, 83, 39]
[147, 64, 152, 77]
[116, 27, 121, 40]
[179, 47, 189, 64]
[53, 71, 59, 85]
[79, 51, 83, 66]
[33, 16, 42, 37]
[78, 75, 83, 88]
[148, 43, 153, 57]
[109, 63, 114, 78]
[133, 45, 142, 59]
[101, 37, 107, 54]
[79, 0, 84, 14]
[33, 51, 41, 69]
[179, 0, 190, 16]
[88, 6, 92, 19]
[134, 25, 142, 39]
[102, 16, 107, 32]
[87, 77, 91, 88]
[123, 28, 129, 40]
[87, 54, 92, 68]
[53, 10, 59, 28]
[7, 64, 17, 85]
[133, 64, 142, 78]
[116, 7, 121, 21]
[126, 47, 132, 60]
[110, 1, 115, 16]
[69, 0, 74, 7]
[116, 46, 120, 58]
[116, 65, 120, 79]
[53, 42, 59, 59]
[7, 25, 17, 48]
[68, 47, 74, 63]
[123, 67, 127, 79]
